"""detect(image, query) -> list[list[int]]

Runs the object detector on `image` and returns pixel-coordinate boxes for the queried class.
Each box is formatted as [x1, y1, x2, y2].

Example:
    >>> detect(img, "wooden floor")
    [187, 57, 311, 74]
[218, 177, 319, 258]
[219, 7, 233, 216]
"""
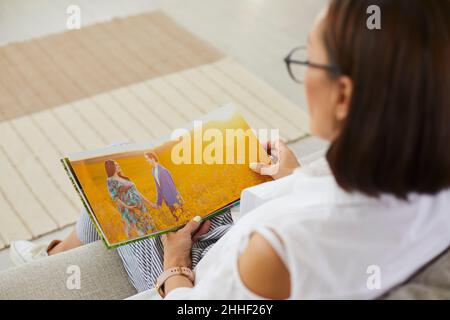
[0, 0, 326, 109]
[0, 0, 328, 268]
[0, 11, 225, 121]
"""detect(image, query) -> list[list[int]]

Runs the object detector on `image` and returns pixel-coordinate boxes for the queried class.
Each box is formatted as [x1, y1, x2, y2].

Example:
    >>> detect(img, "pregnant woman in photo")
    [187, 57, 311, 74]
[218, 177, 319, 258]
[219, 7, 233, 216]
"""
[10, 0, 450, 299]
[104, 160, 156, 238]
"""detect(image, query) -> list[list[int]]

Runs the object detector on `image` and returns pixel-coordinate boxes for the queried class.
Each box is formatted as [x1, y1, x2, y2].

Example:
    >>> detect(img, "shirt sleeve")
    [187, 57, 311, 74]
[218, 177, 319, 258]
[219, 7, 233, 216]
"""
[162, 227, 274, 300]
[164, 287, 195, 300]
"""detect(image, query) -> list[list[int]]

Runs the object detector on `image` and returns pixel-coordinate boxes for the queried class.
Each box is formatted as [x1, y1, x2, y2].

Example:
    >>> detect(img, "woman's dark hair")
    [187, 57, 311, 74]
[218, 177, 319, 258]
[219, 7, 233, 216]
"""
[323, 0, 450, 198]
[104, 160, 130, 181]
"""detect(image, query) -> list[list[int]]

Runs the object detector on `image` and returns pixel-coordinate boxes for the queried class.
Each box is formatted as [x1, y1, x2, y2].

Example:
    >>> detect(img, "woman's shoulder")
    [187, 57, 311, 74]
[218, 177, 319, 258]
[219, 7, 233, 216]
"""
[237, 232, 291, 299]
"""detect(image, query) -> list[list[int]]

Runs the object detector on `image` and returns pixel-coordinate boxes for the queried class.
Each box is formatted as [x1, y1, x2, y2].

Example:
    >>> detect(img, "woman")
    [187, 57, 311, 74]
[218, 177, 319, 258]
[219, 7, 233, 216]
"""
[104, 160, 156, 237]
[10, 0, 450, 299]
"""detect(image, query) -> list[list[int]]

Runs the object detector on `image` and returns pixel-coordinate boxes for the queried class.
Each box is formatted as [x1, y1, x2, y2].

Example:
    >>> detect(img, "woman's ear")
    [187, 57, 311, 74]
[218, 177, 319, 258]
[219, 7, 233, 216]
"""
[334, 75, 353, 121]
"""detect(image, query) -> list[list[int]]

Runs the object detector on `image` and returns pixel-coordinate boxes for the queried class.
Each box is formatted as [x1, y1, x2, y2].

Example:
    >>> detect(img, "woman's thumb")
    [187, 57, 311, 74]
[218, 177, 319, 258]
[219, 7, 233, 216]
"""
[249, 162, 279, 176]
[249, 162, 263, 173]
[183, 216, 203, 235]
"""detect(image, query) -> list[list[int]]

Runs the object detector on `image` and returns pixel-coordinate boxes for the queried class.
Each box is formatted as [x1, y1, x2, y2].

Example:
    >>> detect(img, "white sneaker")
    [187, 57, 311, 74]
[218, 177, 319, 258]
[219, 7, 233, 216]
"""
[9, 240, 60, 266]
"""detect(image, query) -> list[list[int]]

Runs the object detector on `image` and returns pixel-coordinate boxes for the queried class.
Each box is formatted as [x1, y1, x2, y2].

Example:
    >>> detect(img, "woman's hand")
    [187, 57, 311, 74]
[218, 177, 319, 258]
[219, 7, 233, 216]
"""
[141, 195, 157, 209]
[250, 140, 300, 180]
[141, 195, 152, 205]
[145, 200, 157, 209]
[161, 216, 211, 270]
[160, 216, 211, 297]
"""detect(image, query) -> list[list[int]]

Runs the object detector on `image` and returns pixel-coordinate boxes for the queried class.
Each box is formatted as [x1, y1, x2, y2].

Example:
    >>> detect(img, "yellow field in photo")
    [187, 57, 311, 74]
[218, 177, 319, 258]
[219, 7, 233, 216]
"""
[71, 111, 272, 245]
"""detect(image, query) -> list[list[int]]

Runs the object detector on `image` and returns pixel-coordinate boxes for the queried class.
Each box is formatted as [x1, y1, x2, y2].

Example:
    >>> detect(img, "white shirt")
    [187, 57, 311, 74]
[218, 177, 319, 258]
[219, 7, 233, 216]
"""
[153, 165, 160, 186]
[128, 157, 450, 300]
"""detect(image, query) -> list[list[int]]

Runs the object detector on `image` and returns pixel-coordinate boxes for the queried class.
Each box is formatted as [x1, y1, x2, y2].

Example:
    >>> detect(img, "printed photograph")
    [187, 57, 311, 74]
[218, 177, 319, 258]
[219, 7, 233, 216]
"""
[69, 109, 272, 245]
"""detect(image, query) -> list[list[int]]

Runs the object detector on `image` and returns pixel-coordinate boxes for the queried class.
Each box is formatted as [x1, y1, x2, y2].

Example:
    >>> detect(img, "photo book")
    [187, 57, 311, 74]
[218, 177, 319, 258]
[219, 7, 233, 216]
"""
[62, 105, 273, 248]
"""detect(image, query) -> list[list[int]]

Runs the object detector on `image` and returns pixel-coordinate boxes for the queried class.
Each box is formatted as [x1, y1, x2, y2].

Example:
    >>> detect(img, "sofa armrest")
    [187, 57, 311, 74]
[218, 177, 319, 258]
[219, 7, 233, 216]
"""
[0, 241, 136, 299]
[381, 246, 450, 299]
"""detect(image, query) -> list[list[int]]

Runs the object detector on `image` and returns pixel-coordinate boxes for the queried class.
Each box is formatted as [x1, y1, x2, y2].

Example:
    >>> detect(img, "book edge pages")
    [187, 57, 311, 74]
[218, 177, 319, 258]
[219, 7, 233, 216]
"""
[61, 158, 112, 248]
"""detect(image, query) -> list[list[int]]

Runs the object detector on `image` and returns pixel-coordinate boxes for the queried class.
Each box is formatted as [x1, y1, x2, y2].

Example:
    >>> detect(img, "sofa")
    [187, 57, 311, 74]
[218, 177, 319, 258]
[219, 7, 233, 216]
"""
[0, 236, 448, 299]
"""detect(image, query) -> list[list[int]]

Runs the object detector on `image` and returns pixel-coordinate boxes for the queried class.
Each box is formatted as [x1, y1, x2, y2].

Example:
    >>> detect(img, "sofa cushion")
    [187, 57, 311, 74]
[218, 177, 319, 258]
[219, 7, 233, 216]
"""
[0, 241, 136, 300]
[381, 246, 450, 299]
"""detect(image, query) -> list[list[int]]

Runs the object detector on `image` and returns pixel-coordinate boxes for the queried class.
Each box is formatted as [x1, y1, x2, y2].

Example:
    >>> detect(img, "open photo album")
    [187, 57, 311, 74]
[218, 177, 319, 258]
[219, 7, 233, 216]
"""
[61, 105, 273, 248]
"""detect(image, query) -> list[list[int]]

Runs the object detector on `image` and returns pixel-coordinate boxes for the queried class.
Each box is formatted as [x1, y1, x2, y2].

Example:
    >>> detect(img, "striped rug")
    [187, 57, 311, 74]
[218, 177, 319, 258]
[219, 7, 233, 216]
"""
[0, 11, 309, 249]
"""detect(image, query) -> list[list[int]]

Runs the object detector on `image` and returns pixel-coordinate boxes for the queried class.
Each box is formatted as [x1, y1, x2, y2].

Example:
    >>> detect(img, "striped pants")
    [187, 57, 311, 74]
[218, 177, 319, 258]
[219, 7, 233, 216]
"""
[76, 208, 234, 292]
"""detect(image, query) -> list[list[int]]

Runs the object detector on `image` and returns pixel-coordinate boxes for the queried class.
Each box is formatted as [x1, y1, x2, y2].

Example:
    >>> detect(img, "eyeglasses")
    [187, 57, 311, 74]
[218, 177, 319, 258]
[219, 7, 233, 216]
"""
[284, 46, 341, 84]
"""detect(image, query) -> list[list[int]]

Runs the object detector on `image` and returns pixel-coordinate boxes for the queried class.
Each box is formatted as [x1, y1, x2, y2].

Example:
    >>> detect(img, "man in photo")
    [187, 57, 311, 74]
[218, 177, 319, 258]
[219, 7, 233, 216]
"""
[144, 152, 184, 221]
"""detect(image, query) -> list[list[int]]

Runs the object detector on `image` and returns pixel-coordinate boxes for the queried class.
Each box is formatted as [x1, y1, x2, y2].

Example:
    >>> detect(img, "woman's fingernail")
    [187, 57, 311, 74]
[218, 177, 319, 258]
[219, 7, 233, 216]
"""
[193, 216, 201, 222]
[249, 163, 257, 170]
